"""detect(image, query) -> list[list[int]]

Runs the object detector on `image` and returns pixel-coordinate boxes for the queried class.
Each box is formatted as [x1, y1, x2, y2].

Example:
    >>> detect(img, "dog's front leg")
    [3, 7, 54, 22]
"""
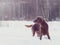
[36, 29, 42, 40]
[40, 33, 42, 40]
[39, 27, 42, 40]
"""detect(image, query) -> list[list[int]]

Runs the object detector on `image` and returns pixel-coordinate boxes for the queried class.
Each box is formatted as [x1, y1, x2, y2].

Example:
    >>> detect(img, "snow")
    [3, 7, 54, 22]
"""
[0, 21, 60, 45]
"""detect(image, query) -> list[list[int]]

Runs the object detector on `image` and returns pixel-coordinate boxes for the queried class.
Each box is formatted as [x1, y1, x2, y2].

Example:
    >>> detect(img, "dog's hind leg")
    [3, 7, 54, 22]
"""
[46, 32, 50, 40]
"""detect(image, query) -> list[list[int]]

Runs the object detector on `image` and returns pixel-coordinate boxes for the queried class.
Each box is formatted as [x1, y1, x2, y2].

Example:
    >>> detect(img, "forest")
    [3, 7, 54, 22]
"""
[0, 0, 60, 21]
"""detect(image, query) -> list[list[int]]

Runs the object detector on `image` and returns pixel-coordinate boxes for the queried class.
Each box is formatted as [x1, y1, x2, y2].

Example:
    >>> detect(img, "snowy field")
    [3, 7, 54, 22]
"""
[0, 21, 60, 45]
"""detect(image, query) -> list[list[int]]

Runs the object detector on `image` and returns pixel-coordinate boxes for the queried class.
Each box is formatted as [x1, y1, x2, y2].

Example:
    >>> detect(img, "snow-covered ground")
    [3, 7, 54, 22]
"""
[0, 21, 60, 45]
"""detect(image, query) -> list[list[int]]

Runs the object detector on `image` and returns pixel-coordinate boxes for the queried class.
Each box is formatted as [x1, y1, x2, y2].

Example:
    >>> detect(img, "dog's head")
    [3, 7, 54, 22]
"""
[34, 16, 43, 23]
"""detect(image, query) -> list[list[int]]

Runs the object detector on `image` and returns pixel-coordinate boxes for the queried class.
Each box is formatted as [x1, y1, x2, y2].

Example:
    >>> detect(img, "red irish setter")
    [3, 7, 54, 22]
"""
[25, 17, 50, 40]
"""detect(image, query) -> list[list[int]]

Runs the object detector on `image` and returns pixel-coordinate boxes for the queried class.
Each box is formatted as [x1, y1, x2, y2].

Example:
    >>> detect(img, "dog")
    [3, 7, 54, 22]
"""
[25, 16, 50, 40]
[33, 16, 50, 40]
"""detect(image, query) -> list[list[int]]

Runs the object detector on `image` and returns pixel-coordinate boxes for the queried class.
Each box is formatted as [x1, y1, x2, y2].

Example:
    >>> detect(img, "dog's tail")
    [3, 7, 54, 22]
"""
[25, 25, 33, 28]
